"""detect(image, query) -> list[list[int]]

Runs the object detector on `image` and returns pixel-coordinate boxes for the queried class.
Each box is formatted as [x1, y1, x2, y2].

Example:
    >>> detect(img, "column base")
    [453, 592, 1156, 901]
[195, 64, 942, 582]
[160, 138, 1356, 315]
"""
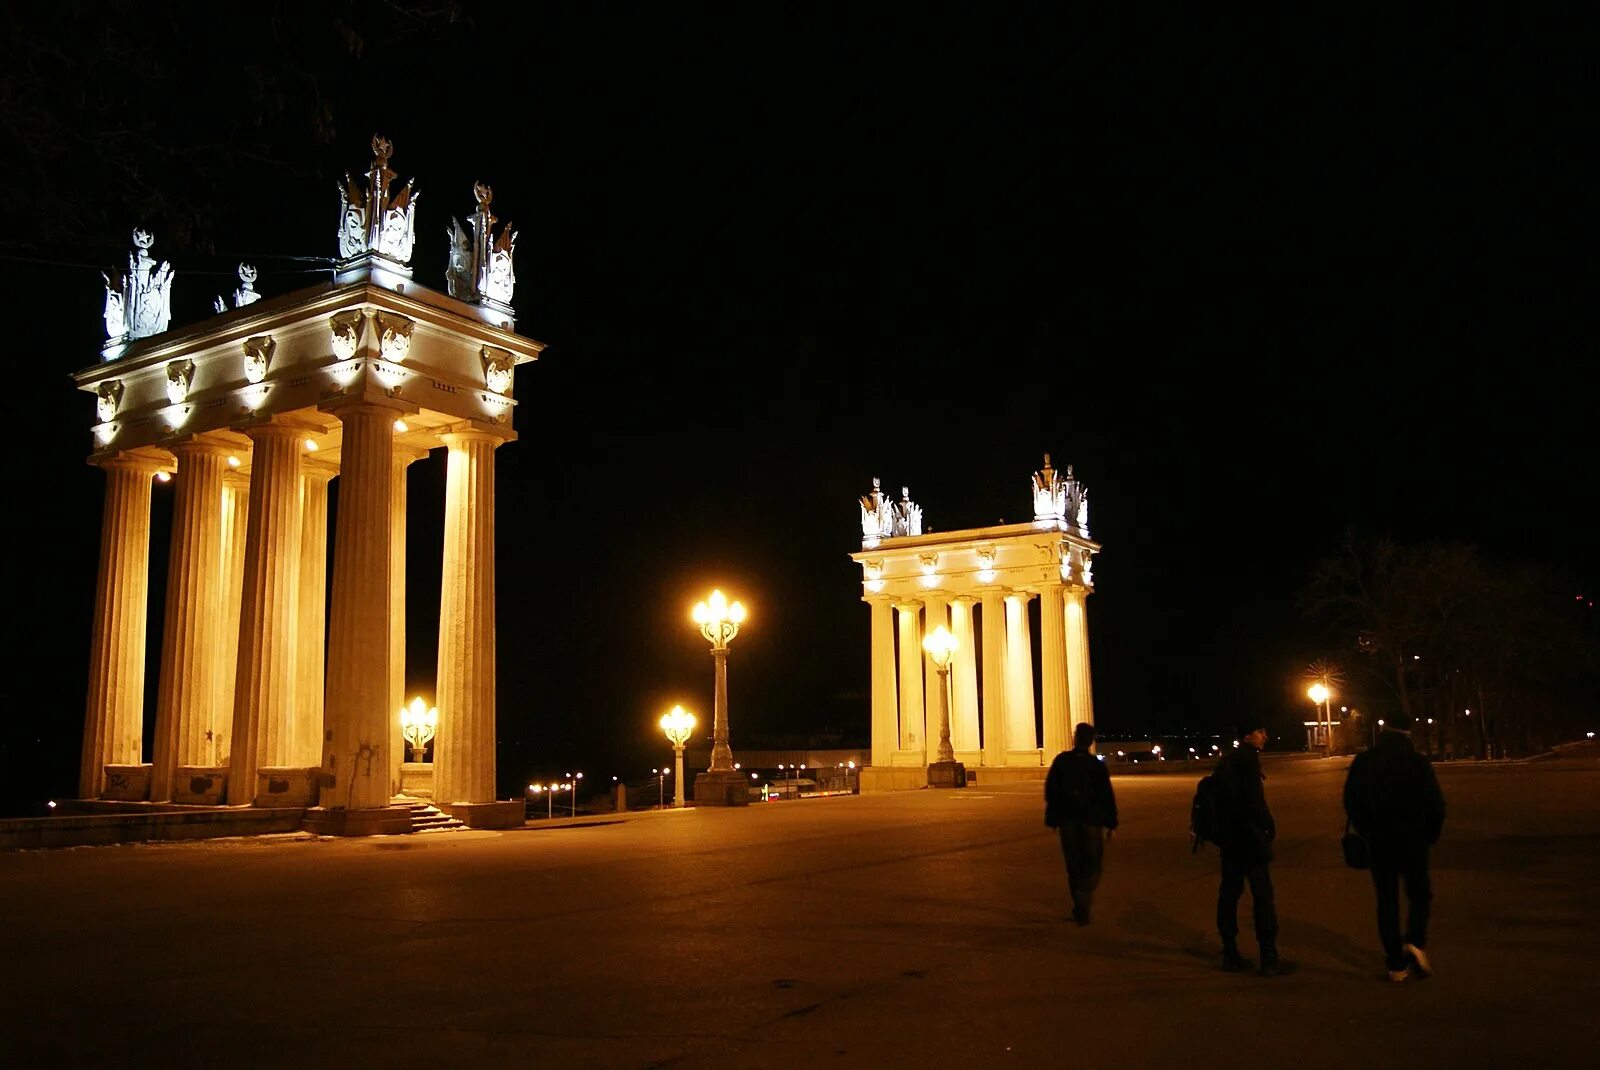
[693, 770, 752, 807]
[442, 800, 524, 829]
[101, 764, 153, 801]
[255, 767, 325, 808]
[302, 806, 413, 837]
[173, 767, 229, 805]
[927, 760, 968, 789]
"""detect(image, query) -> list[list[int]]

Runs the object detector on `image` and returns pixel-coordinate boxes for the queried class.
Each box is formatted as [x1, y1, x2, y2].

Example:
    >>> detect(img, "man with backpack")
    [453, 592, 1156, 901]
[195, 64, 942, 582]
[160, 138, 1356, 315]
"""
[1208, 719, 1288, 975]
[1343, 714, 1446, 982]
[1044, 722, 1119, 925]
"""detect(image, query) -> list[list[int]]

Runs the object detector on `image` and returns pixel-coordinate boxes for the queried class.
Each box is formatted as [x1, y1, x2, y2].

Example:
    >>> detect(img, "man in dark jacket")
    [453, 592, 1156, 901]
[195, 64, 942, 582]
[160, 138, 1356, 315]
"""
[1214, 719, 1288, 975]
[1344, 716, 1446, 982]
[1044, 722, 1118, 925]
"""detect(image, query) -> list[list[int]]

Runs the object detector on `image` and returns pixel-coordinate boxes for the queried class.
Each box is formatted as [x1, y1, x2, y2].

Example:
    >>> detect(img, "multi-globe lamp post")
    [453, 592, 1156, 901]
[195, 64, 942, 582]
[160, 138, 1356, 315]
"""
[660, 705, 696, 808]
[690, 589, 749, 805]
[399, 696, 438, 763]
[921, 625, 966, 788]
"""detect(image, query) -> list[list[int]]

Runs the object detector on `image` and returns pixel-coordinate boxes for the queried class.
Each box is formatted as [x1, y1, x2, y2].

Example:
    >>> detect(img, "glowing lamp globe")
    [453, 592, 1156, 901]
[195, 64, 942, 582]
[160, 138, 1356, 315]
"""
[661, 705, 697, 748]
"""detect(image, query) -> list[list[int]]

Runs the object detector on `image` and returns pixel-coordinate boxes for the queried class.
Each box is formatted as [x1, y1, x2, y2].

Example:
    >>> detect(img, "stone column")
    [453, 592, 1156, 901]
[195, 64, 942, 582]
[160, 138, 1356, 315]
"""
[949, 597, 980, 752]
[321, 404, 395, 811]
[979, 592, 1008, 767]
[389, 448, 426, 795]
[432, 429, 501, 806]
[1065, 588, 1095, 733]
[228, 424, 302, 803]
[868, 597, 899, 767]
[1038, 584, 1070, 757]
[894, 603, 925, 752]
[211, 471, 250, 768]
[151, 440, 231, 801]
[1003, 593, 1037, 752]
[80, 456, 159, 798]
[920, 596, 948, 763]
[295, 464, 335, 767]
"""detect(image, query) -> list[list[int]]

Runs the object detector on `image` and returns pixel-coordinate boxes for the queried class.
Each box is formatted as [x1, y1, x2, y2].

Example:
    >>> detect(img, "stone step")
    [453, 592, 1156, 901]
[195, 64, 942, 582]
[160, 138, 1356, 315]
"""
[388, 797, 469, 834]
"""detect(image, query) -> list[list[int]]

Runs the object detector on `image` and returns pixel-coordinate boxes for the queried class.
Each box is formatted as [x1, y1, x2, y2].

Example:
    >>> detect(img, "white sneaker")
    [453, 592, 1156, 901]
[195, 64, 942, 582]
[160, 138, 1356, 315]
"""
[1403, 943, 1433, 978]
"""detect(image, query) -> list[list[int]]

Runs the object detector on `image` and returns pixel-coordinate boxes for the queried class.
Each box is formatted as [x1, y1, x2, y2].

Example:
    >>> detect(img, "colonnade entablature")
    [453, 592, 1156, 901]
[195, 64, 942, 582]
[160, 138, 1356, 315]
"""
[848, 456, 1101, 792]
[70, 136, 539, 833]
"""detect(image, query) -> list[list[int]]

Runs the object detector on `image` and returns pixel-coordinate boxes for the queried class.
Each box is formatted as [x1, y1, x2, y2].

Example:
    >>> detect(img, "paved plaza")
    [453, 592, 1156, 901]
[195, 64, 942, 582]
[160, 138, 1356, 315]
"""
[4, 757, 1597, 1068]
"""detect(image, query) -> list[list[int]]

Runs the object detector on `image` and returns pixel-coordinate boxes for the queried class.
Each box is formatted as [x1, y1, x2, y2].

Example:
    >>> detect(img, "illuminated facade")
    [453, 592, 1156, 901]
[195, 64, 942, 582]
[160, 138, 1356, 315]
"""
[73, 137, 539, 833]
[849, 456, 1099, 790]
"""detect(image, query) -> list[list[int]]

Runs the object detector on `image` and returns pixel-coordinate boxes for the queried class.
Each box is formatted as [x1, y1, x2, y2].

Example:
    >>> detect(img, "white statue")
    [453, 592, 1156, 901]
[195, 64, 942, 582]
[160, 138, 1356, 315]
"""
[96, 380, 124, 423]
[233, 264, 261, 308]
[893, 486, 923, 537]
[1031, 452, 1067, 523]
[858, 477, 895, 541]
[445, 218, 475, 298]
[101, 274, 126, 338]
[337, 135, 419, 265]
[1063, 465, 1089, 538]
[481, 346, 515, 394]
[103, 230, 174, 341]
[445, 182, 517, 307]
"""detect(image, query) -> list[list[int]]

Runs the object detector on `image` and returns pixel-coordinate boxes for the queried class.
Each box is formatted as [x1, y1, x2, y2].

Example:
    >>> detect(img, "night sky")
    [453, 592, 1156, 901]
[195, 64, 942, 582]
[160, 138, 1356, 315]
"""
[3, 8, 1595, 808]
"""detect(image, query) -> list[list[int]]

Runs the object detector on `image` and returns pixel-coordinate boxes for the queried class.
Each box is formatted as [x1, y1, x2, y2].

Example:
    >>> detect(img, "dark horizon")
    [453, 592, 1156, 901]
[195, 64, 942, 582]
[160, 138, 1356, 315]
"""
[3, 8, 1596, 811]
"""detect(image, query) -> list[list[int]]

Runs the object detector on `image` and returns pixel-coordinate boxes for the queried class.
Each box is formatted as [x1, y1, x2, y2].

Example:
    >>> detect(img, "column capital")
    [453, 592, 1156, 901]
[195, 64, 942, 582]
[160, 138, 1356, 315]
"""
[223, 469, 251, 491]
[166, 436, 236, 461]
[89, 448, 168, 475]
[302, 459, 339, 484]
[318, 396, 416, 420]
[240, 421, 308, 446]
[394, 445, 430, 466]
[440, 419, 515, 447]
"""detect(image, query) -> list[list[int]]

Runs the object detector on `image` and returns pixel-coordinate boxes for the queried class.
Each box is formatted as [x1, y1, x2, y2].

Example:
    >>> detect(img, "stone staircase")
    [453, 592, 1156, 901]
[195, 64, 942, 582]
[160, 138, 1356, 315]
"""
[391, 797, 469, 834]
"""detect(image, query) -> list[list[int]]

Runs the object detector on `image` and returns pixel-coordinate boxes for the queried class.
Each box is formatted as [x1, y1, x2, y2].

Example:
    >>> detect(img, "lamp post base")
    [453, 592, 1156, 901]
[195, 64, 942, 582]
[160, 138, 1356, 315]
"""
[927, 760, 968, 789]
[693, 770, 752, 807]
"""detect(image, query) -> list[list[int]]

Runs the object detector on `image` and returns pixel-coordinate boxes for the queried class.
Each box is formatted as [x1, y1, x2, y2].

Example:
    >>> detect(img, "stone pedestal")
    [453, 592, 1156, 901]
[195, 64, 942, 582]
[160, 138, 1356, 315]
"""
[255, 767, 324, 808]
[302, 806, 413, 837]
[857, 766, 928, 793]
[927, 760, 968, 789]
[398, 762, 434, 799]
[693, 770, 751, 807]
[101, 763, 153, 801]
[173, 766, 229, 805]
[442, 800, 523, 829]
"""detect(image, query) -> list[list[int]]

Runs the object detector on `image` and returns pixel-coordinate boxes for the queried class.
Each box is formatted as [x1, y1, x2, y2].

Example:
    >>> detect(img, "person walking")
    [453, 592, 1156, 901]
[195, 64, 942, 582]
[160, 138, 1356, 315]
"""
[1344, 714, 1446, 982]
[1214, 719, 1289, 975]
[1044, 722, 1118, 925]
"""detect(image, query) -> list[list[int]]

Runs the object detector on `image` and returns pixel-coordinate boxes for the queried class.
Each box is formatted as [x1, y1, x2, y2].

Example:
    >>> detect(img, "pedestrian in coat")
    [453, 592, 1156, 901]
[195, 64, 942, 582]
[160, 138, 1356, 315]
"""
[1214, 719, 1290, 975]
[1344, 716, 1446, 982]
[1044, 722, 1118, 925]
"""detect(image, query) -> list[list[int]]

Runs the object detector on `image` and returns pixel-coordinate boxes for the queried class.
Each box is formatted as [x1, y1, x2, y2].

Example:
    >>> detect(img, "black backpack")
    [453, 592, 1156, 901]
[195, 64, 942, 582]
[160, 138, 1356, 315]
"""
[1190, 770, 1222, 852]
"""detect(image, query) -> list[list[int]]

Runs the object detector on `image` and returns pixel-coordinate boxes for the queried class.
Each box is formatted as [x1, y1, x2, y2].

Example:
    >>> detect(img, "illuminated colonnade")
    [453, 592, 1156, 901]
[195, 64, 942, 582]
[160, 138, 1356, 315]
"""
[850, 460, 1099, 791]
[71, 140, 539, 832]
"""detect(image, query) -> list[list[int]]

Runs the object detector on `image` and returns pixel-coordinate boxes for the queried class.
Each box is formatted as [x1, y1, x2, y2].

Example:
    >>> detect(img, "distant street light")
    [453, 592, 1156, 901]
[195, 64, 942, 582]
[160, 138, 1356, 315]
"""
[660, 705, 697, 809]
[565, 771, 584, 818]
[1307, 681, 1333, 756]
[922, 625, 965, 787]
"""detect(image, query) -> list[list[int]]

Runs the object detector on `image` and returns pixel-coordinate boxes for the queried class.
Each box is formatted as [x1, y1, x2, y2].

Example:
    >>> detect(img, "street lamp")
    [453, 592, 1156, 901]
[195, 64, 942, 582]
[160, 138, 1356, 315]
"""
[921, 625, 966, 788]
[691, 589, 748, 805]
[399, 696, 439, 763]
[651, 766, 671, 809]
[660, 705, 696, 808]
[1307, 681, 1332, 756]
[564, 771, 584, 817]
[530, 782, 559, 821]
[847, 759, 856, 793]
